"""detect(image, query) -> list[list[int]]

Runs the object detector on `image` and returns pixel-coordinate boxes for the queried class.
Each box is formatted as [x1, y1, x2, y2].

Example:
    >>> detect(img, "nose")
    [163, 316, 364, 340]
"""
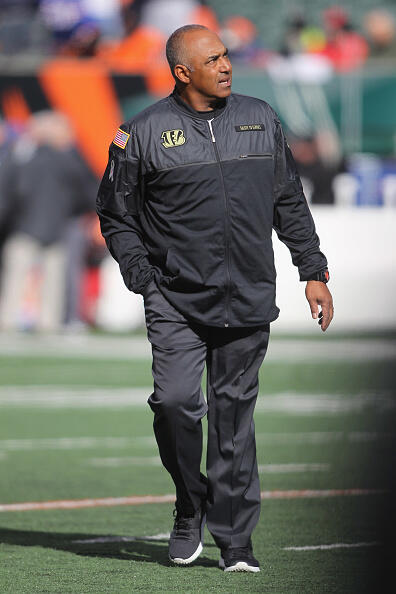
[219, 55, 231, 72]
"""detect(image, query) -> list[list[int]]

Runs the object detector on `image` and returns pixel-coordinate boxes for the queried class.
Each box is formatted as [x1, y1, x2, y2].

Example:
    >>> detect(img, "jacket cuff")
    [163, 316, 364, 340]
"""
[299, 266, 328, 282]
[123, 258, 155, 294]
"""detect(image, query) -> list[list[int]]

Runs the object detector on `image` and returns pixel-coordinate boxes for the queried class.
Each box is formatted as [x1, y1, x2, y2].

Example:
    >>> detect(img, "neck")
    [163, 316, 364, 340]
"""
[176, 85, 222, 112]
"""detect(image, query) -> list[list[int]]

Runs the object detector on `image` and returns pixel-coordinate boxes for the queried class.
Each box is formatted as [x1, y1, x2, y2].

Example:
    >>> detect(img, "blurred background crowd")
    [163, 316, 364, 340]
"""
[0, 0, 395, 333]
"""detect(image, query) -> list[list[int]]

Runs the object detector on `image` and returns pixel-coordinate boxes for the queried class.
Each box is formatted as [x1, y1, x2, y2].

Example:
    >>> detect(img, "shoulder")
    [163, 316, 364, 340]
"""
[229, 93, 280, 131]
[230, 93, 276, 114]
[121, 97, 172, 133]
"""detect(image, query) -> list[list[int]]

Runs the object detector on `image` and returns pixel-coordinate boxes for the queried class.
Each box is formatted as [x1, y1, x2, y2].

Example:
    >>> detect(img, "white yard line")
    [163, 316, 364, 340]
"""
[0, 387, 150, 408]
[256, 431, 394, 444]
[0, 432, 389, 453]
[71, 536, 381, 549]
[0, 333, 394, 361]
[72, 533, 170, 544]
[258, 463, 330, 473]
[87, 460, 328, 471]
[71, 535, 381, 549]
[255, 392, 396, 414]
[284, 541, 381, 551]
[87, 456, 162, 467]
[0, 488, 385, 513]
[0, 436, 156, 451]
[256, 432, 344, 444]
[0, 386, 394, 414]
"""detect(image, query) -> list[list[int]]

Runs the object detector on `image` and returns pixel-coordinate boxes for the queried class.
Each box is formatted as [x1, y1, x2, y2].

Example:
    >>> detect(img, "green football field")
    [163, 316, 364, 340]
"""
[0, 332, 395, 593]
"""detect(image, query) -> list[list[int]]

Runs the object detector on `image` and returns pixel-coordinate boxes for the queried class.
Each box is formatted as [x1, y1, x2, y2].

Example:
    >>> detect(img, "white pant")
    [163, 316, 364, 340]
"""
[0, 233, 66, 331]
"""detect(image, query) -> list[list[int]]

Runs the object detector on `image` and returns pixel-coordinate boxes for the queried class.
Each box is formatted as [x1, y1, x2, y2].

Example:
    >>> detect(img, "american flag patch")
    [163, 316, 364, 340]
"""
[113, 128, 130, 149]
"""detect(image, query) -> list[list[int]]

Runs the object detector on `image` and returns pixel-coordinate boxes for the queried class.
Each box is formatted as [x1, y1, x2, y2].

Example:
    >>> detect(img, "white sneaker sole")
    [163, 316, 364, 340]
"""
[169, 512, 206, 566]
[169, 542, 203, 565]
[219, 557, 260, 573]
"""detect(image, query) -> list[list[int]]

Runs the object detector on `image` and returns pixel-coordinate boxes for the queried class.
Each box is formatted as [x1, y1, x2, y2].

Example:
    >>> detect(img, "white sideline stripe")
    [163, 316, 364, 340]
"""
[284, 541, 381, 551]
[0, 387, 394, 414]
[258, 463, 330, 473]
[72, 536, 382, 549]
[0, 432, 390, 453]
[72, 533, 170, 544]
[0, 387, 150, 408]
[256, 431, 394, 444]
[256, 432, 344, 444]
[255, 392, 396, 414]
[87, 460, 329, 471]
[0, 488, 385, 513]
[0, 333, 395, 361]
[88, 456, 162, 467]
[0, 436, 156, 451]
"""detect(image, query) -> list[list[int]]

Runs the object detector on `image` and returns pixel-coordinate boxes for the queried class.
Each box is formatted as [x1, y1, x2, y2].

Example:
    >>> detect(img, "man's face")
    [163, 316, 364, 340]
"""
[182, 30, 232, 102]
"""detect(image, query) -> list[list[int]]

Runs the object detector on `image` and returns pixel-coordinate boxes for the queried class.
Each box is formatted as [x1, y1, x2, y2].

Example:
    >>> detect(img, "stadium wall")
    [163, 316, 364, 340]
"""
[273, 206, 396, 333]
[97, 208, 396, 334]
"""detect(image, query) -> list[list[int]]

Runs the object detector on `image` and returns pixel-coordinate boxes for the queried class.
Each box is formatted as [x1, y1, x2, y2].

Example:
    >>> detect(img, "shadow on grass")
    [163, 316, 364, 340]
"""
[0, 528, 218, 567]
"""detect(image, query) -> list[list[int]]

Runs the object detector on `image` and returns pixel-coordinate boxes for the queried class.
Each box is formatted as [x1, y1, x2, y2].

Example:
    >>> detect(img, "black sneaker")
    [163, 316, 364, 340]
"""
[169, 505, 206, 565]
[219, 543, 260, 573]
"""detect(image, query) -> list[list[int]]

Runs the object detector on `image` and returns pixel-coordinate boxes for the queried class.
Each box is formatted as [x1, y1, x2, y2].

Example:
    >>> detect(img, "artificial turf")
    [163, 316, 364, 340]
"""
[0, 337, 395, 593]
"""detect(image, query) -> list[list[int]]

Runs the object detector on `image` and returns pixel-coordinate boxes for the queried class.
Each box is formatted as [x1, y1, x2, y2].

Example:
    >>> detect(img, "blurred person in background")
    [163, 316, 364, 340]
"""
[0, 118, 14, 265]
[364, 9, 396, 62]
[138, 0, 218, 37]
[321, 5, 368, 72]
[98, 0, 218, 96]
[267, 11, 342, 178]
[220, 15, 270, 67]
[39, 0, 101, 56]
[0, 110, 96, 332]
[279, 12, 327, 57]
[289, 134, 345, 204]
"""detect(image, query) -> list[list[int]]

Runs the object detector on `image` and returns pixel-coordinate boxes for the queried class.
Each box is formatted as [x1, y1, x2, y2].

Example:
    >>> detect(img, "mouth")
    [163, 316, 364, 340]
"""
[218, 78, 231, 87]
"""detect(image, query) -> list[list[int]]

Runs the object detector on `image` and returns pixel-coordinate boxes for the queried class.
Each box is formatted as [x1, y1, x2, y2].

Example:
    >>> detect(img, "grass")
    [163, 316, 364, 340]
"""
[0, 355, 394, 393]
[0, 335, 395, 592]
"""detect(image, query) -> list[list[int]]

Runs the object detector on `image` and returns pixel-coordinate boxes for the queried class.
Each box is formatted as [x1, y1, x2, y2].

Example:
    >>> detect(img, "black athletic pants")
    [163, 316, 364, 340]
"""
[144, 281, 270, 550]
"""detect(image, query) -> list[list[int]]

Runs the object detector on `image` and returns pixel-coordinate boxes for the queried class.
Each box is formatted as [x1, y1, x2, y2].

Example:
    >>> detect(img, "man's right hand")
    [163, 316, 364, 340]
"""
[305, 281, 334, 332]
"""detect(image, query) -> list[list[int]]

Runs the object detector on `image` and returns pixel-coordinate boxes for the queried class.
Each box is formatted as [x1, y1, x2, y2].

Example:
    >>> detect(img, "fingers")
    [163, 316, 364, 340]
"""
[319, 300, 334, 332]
[306, 282, 334, 332]
[308, 299, 319, 320]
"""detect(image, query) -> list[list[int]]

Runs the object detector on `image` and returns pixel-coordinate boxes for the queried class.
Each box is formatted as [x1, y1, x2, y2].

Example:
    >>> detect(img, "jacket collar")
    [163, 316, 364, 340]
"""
[169, 87, 228, 120]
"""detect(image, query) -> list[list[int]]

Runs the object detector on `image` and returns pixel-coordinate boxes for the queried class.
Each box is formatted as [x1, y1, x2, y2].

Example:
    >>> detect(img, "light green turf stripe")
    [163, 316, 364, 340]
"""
[0, 386, 393, 413]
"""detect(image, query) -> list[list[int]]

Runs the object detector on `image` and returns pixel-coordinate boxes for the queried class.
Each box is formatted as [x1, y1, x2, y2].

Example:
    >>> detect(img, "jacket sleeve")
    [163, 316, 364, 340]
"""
[96, 125, 154, 294]
[272, 119, 328, 280]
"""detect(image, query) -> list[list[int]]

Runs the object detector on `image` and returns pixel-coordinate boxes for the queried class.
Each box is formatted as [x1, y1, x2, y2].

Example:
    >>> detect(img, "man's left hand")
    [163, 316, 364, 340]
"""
[305, 281, 334, 332]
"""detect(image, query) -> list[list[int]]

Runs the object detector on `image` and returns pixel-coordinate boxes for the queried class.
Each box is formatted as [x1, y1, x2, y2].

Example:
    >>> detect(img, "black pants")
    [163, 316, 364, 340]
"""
[144, 281, 270, 550]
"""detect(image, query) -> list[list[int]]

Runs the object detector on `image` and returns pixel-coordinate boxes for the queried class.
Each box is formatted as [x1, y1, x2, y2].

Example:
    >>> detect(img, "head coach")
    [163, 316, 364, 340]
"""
[97, 24, 334, 573]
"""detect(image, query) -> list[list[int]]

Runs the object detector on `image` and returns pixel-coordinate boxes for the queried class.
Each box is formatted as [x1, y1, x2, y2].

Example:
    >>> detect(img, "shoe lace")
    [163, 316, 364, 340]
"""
[224, 546, 253, 561]
[172, 508, 195, 535]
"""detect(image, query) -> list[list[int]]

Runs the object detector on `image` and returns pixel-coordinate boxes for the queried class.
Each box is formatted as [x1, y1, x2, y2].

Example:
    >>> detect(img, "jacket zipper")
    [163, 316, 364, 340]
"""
[208, 118, 231, 328]
[239, 153, 273, 159]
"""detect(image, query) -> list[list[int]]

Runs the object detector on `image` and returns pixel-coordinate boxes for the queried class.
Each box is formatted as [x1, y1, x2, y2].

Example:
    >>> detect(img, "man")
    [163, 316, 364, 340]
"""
[97, 25, 333, 573]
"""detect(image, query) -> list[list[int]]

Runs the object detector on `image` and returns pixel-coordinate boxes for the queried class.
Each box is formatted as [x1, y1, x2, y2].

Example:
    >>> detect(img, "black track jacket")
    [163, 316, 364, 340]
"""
[97, 90, 327, 327]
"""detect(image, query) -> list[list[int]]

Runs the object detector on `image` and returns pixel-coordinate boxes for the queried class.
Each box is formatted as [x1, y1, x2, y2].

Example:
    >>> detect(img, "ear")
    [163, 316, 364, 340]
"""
[174, 64, 191, 85]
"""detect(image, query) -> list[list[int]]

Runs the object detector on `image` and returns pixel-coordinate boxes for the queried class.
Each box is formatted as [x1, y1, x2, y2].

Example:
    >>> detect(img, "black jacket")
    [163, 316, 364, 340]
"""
[97, 90, 327, 327]
[0, 144, 97, 246]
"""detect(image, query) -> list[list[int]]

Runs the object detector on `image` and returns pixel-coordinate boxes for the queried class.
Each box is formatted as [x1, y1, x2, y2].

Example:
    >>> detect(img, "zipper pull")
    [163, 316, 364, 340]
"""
[207, 119, 216, 143]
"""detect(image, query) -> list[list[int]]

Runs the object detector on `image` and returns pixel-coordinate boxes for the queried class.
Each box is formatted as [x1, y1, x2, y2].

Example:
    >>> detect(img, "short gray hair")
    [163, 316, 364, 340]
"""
[166, 24, 208, 80]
